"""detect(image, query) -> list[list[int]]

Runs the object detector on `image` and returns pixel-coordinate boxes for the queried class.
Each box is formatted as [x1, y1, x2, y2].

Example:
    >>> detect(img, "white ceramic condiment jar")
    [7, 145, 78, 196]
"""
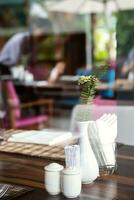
[44, 163, 64, 195]
[62, 168, 81, 198]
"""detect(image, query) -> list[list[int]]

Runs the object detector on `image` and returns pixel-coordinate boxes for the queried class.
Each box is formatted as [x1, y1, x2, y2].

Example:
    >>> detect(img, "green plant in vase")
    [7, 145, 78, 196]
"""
[75, 75, 100, 183]
[74, 75, 99, 122]
[78, 75, 99, 104]
[72, 64, 109, 122]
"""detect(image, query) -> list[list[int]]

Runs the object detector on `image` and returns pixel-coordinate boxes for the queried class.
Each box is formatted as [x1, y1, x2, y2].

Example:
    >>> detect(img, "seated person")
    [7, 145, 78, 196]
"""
[121, 47, 134, 80]
[48, 61, 66, 84]
[94, 63, 116, 99]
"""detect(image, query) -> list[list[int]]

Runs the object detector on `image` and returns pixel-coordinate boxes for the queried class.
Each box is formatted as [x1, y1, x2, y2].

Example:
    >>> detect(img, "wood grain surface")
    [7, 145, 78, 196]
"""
[0, 141, 134, 199]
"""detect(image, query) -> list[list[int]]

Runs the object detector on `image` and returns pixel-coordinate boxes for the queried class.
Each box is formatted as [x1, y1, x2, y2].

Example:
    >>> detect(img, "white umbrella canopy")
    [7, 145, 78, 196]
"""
[46, 0, 104, 14]
[46, 0, 134, 14]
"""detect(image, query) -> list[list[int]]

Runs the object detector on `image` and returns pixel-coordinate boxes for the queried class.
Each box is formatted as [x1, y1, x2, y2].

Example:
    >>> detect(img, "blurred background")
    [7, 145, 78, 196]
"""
[0, 0, 134, 144]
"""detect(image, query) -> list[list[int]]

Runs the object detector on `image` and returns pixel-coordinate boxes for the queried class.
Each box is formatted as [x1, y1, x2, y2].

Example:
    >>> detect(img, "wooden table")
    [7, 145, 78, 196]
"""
[0, 143, 134, 199]
[15, 79, 134, 90]
[14, 79, 134, 103]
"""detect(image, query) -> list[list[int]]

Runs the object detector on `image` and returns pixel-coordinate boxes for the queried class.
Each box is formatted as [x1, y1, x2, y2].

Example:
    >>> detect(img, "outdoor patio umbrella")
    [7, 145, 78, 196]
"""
[46, 0, 134, 14]
[46, 0, 104, 14]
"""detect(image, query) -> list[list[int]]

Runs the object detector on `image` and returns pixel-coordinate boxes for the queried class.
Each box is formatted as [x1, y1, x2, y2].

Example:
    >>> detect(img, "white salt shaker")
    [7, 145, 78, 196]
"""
[44, 163, 64, 195]
[62, 168, 81, 198]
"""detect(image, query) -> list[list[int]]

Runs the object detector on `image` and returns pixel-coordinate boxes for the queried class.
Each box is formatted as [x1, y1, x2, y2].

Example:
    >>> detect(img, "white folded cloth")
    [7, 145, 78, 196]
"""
[8, 129, 73, 146]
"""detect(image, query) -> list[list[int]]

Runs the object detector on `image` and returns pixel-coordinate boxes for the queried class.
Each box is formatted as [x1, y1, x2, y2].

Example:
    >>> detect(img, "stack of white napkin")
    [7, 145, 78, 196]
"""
[8, 129, 72, 146]
[88, 113, 117, 167]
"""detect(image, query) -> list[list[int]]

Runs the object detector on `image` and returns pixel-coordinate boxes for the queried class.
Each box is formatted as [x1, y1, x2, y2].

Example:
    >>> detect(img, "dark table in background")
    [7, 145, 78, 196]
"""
[14, 81, 80, 108]
[14, 79, 134, 107]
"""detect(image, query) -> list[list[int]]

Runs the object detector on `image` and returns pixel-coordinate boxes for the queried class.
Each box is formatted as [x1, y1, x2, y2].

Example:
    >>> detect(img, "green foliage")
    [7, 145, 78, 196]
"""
[117, 11, 134, 58]
[93, 14, 116, 63]
[94, 50, 109, 61]
[78, 75, 99, 104]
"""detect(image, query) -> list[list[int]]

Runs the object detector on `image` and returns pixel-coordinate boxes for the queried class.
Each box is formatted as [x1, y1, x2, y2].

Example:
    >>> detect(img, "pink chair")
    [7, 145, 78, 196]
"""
[93, 96, 117, 106]
[92, 96, 117, 119]
[3, 81, 54, 129]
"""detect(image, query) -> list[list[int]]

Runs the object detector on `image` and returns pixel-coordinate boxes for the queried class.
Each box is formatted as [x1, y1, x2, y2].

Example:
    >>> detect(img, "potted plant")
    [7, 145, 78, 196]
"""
[72, 75, 99, 184]
[73, 75, 99, 122]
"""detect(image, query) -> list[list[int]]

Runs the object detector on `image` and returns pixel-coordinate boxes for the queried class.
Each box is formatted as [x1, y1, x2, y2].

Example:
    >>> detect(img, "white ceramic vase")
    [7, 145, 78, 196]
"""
[77, 121, 99, 184]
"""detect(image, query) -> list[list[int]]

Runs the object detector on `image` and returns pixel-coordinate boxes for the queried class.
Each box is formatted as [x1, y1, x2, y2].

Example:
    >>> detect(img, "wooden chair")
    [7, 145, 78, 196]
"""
[3, 81, 54, 129]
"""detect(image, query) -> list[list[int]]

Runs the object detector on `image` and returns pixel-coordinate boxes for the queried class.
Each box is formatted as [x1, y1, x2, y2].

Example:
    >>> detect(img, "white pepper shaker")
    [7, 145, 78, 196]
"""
[62, 168, 81, 198]
[44, 163, 64, 195]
